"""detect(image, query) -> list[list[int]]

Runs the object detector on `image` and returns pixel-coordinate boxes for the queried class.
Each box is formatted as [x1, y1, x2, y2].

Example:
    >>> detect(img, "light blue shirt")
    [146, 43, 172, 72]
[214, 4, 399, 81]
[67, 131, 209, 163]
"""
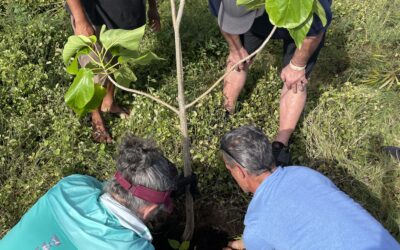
[244, 166, 400, 250]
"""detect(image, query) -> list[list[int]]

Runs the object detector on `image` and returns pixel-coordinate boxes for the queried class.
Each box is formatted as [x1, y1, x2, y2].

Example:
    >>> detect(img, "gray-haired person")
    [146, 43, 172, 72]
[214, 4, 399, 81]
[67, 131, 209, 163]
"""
[220, 125, 400, 250]
[0, 135, 177, 250]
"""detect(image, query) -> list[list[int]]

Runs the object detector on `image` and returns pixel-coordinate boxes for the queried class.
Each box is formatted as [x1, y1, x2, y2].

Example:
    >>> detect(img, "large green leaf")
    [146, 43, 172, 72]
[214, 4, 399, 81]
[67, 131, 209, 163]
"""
[68, 85, 106, 116]
[313, 0, 327, 27]
[66, 55, 80, 75]
[85, 84, 107, 111]
[66, 47, 90, 75]
[265, 0, 314, 29]
[63, 35, 93, 65]
[288, 13, 314, 48]
[113, 65, 137, 87]
[99, 25, 145, 51]
[65, 68, 95, 112]
[114, 48, 140, 63]
[127, 52, 164, 66]
[237, 0, 265, 10]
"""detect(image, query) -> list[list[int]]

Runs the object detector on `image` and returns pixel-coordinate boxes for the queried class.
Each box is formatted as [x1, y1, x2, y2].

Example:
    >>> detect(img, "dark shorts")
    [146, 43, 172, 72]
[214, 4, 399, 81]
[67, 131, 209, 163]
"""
[240, 11, 325, 78]
[209, 0, 332, 78]
[66, 0, 146, 30]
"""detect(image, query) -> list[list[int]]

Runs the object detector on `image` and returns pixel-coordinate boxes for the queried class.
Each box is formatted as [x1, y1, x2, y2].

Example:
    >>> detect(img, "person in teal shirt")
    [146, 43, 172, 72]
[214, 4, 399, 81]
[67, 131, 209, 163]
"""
[0, 135, 178, 250]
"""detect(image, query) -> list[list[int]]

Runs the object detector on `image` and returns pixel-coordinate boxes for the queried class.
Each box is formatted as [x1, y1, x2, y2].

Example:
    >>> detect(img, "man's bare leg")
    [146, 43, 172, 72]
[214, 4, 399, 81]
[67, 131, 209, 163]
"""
[91, 108, 112, 143]
[223, 64, 248, 113]
[275, 84, 307, 146]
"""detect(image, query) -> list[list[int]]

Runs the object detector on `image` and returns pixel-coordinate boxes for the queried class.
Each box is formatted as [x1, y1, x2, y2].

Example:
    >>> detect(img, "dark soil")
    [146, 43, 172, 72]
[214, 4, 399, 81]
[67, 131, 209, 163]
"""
[151, 200, 245, 250]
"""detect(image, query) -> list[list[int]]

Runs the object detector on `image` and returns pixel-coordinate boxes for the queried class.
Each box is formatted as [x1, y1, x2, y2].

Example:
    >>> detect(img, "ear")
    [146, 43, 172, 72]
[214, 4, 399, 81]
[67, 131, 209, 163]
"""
[142, 203, 159, 220]
[233, 164, 247, 179]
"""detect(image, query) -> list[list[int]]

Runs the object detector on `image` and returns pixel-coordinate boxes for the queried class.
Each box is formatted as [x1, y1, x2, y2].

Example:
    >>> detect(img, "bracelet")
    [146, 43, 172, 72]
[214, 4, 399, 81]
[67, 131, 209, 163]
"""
[289, 60, 306, 71]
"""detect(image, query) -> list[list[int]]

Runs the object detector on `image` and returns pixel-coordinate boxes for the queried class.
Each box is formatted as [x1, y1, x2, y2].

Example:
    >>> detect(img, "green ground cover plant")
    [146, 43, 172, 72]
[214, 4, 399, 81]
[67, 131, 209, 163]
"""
[0, 0, 399, 246]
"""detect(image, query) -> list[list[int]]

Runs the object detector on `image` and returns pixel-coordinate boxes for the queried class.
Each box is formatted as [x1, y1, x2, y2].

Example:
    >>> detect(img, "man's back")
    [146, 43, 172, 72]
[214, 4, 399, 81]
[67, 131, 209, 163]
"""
[244, 166, 399, 250]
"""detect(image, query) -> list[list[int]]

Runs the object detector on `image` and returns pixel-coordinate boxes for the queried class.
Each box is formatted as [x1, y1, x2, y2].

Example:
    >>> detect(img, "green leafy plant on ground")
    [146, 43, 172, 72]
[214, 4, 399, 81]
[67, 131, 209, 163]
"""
[63, 25, 162, 116]
[168, 239, 190, 250]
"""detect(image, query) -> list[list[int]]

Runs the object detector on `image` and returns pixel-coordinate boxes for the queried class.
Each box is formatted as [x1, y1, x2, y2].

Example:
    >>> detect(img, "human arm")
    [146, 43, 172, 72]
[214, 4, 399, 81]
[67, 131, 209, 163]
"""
[223, 239, 245, 250]
[66, 0, 94, 36]
[147, 0, 161, 31]
[280, 32, 324, 93]
[221, 31, 250, 71]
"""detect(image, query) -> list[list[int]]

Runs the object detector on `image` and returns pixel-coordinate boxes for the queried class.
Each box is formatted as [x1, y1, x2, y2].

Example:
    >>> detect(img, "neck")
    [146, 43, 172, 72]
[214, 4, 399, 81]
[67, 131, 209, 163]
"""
[247, 168, 275, 193]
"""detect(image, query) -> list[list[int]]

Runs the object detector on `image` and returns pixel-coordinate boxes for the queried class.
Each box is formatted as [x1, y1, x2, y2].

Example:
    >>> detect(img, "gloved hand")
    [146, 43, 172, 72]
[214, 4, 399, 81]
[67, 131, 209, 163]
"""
[172, 172, 199, 199]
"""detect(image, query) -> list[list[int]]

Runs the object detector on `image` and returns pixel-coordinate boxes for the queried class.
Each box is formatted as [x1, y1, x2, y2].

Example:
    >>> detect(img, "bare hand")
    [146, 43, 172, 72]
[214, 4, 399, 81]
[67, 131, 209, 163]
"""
[223, 239, 245, 250]
[74, 19, 94, 37]
[280, 64, 308, 93]
[148, 7, 161, 32]
[227, 47, 250, 72]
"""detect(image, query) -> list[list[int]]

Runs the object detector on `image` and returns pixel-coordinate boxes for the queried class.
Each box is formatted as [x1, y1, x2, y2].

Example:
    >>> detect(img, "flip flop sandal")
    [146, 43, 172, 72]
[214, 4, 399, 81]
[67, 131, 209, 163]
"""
[92, 129, 113, 144]
[91, 119, 113, 144]
[272, 141, 291, 167]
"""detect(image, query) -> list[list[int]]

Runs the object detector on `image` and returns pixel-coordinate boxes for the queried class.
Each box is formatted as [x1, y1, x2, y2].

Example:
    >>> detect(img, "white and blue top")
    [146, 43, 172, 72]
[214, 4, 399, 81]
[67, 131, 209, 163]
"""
[0, 175, 154, 250]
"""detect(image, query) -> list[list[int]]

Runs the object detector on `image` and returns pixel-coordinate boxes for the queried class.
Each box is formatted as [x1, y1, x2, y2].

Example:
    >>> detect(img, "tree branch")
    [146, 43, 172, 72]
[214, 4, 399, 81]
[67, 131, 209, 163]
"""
[176, 0, 185, 26]
[107, 75, 179, 115]
[185, 26, 277, 110]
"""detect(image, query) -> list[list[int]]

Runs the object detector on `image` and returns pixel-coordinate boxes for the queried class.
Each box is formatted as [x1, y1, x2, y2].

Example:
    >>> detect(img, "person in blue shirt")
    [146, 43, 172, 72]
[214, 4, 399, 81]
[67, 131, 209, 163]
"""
[220, 125, 400, 250]
[0, 135, 178, 250]
[209, 0, 333, 166]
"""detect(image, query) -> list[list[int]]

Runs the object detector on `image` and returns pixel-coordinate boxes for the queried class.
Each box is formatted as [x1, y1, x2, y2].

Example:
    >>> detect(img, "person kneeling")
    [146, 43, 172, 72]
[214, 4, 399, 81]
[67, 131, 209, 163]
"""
[220, 125, 399, 250]
[0, 135, 178, 250]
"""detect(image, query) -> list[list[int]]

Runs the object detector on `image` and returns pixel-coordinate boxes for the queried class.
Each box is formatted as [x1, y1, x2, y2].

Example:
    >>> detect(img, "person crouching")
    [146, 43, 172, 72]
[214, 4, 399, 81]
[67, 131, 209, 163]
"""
[0, 135, 177, 250]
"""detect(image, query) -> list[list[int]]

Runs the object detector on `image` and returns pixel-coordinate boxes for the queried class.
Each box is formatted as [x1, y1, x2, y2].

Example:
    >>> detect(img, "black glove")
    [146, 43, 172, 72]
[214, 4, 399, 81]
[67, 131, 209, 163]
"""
[172, 172, 199, 199]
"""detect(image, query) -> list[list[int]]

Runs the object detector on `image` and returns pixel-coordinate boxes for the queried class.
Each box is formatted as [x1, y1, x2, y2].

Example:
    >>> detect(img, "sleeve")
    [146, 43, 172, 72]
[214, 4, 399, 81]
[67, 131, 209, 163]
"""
[307, 0, 333, 36]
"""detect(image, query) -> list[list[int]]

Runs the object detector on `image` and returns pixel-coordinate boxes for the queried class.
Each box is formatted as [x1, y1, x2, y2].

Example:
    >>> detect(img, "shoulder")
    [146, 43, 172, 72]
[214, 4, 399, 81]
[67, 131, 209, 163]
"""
[284, 166, 333, 181]
[51, 174, 103, 192]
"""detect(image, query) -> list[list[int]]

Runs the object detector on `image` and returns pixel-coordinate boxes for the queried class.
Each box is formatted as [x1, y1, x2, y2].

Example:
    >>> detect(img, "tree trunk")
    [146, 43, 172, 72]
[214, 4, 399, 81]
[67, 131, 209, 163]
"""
[171, 0, 194, 241]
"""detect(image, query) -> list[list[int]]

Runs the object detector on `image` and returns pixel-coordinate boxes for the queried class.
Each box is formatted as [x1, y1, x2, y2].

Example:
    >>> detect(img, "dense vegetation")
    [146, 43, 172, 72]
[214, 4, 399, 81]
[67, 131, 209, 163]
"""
[1, 0, 399, 245]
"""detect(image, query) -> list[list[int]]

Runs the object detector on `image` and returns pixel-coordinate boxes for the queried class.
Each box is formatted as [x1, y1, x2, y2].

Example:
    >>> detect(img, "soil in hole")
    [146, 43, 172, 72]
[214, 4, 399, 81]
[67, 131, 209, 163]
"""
[153, 225, 230, 250]
[151, 201, 244, 250]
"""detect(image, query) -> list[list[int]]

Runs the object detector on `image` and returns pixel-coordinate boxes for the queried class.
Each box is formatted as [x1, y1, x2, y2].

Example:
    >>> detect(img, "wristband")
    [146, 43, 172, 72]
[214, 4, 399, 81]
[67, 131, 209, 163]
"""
[289, 60, 306, 71]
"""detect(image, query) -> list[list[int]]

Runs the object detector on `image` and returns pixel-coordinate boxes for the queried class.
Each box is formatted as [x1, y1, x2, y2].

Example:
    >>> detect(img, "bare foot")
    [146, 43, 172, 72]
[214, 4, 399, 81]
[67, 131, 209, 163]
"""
[91, 111, 112, 143]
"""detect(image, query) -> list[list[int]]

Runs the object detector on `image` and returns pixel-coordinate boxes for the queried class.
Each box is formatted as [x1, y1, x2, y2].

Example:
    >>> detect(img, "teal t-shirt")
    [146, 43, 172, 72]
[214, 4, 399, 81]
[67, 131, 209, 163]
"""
[244, 166, 400, 250]
[0, 175, 154, 250]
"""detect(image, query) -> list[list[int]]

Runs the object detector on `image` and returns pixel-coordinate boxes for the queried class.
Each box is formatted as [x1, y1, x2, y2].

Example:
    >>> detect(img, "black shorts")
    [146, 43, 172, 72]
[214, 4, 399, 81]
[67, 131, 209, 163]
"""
[241, 13, 325, 78]
[66, 0, 146, 30]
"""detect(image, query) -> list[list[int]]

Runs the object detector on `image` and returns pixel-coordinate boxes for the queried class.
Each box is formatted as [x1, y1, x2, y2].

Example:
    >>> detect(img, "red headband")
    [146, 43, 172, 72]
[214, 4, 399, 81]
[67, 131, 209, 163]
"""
[114, 171, 173, 213]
